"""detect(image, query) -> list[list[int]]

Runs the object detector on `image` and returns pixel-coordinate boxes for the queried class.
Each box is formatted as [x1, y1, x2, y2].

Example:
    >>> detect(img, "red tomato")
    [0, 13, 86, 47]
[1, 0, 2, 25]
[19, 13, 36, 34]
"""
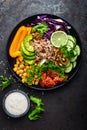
[39, 71, 67, 88]
[44, 76, 56, 87]
[53, 76, 64, 83]
[47, 71, 58, 79]
[39, 73, 47, 87]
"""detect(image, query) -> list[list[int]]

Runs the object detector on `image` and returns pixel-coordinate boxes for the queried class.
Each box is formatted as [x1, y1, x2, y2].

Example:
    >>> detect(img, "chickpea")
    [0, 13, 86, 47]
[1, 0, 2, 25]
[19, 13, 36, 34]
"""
[26, 65, 30, 69]
[16, 60, 20, 65]
[22, 78, 26, 83]
[14, 64, 18, 68]
[23, 73, 28, 77]
[34, 75, 38, 79]
[19, 69, 24, 74]
[19, 64, 24, 69]
[35, 80, 39, 85]
[18, 56, 23, 61]
[21, 61, 25, 64]
[32, 80, 35, 85]
[13, 57, 32, 85]
[13, 67, 17, 72]
[16, 70, 20, 74]
[24, 68, 27, 72]
[19, 73, 23, 77]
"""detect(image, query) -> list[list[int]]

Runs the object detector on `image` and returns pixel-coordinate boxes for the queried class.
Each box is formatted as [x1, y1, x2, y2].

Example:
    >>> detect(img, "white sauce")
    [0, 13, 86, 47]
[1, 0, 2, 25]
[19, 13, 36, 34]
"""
[5, 92, 28, 116]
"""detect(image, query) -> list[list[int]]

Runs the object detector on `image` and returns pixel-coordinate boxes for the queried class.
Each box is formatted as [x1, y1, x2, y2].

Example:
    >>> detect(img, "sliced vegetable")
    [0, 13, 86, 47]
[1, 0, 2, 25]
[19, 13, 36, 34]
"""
[20, 35, 36, 65]
[21, 42, 34, 55]
[9, 26, 32, 58]
[24, 59, 34, 65]
[65, 63, 72, 73]
[74, 45, 81, 56]
[50, 31, 68, 48]
[66, 40, 75, 51]
[70, 56, 77, 62]
[72, 61, 77, 68]
[68, 35, 76, 44]
[23, 34, 33, 51]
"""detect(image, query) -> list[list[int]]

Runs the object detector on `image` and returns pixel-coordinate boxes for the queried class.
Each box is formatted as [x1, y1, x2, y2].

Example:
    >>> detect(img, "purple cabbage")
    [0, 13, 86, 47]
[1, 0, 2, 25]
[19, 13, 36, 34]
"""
[30, 15, 71, 39]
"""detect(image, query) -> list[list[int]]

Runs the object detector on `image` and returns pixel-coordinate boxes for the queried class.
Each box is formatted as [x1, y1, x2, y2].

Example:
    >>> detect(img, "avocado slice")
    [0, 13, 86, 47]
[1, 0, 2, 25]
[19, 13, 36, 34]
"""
[23, 34, 33, 43]
[23, 34, 34, 52]
[24, 59, 34, 65]
[23, 40, 34, 52]
[21, 42, 35, 56]
[21, 49, 36, 60]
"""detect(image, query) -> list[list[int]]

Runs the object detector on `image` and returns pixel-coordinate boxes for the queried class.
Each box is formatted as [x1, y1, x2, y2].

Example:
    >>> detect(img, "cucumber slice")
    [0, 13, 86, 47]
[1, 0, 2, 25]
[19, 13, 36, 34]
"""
[65, 63, 72, 73]
[74, 45, 80, 56]
[70, 56, 77, 62]
[66, 40, 75, 51]
[68, 35, 76, 44]
[72, 61, 77, 68]
[65, 61, 71, 67]
[73, 50, 77, 56]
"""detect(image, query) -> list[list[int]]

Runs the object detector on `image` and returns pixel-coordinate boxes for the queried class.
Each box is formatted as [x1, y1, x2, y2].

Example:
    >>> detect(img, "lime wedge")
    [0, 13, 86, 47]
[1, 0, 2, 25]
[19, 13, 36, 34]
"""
[50, 31, 68, 48]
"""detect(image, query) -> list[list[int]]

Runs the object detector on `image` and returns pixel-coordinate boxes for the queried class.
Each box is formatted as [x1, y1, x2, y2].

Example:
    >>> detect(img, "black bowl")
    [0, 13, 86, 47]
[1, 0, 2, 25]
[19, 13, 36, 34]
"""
[6, 14, 82, 91]
[3, 90, 30, 118]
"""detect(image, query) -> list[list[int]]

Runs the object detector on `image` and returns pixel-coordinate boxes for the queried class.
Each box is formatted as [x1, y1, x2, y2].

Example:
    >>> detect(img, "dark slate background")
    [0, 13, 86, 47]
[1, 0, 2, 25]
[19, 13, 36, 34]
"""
[0, 0, 87, 130]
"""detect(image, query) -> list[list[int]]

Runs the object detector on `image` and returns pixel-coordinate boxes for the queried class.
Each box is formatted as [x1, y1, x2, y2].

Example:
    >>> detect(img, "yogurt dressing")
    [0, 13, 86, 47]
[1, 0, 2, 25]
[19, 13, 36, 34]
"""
[5, 92, 28, 116]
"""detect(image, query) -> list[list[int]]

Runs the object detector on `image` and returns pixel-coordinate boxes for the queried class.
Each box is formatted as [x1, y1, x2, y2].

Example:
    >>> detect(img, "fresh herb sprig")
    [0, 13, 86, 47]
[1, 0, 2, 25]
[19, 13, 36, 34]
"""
[0, 75, 12, 90]
[28, 96, 44, 120]
[60, 46, 75, 59]
[32, 22, 48, 34]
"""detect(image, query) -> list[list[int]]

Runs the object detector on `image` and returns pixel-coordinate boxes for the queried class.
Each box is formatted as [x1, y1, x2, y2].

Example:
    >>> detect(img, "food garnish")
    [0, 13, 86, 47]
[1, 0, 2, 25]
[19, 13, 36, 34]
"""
[51, 30, 68, 48]
[0, 75, 12, 90]
[28, 96, 44, 120]
[32, 22, 48, 34]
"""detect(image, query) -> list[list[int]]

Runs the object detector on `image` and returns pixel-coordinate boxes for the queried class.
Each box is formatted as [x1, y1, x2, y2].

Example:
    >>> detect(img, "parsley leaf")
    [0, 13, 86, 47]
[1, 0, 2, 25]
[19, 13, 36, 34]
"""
[0, 75, 12, 90]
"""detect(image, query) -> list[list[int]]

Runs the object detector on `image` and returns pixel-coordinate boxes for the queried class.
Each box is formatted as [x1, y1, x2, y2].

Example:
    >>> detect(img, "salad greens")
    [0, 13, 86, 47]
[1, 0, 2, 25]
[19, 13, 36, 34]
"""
[27, 61, 66, 85]
[60, 46, 75, 59]
[29, 95, 44, 106]
[32, 22, 48, 34]
[28, 96, 44, 120]
[0, 75, 12, 90]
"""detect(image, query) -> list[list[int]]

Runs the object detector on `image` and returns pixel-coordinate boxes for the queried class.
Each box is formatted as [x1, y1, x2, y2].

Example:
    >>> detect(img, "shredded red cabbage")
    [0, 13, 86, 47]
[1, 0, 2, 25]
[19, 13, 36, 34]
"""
[30, 15, 71, 39]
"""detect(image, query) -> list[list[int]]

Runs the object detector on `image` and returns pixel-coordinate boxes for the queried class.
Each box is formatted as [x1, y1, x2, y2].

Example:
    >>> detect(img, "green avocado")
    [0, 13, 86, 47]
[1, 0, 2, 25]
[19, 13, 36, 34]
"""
[21, 49, 36, 60]
[24, 59, 34, 65]
[23, 34, 33, 43]
[21, 42, 35, 56]
[23, 34, 34, 52]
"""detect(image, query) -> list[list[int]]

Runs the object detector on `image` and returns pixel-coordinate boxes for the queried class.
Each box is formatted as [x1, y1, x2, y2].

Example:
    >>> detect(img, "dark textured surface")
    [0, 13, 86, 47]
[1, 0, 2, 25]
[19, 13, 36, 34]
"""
[0, 0, 87, 130]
